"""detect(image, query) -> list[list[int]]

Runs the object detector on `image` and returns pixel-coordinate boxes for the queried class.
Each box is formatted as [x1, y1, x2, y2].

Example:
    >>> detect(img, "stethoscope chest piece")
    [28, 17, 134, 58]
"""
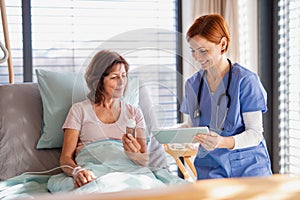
[193, 108, 200, 119]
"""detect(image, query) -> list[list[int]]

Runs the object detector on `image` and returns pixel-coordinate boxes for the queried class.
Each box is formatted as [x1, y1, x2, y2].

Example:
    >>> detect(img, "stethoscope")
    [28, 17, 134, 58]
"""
[193, 58, 232, 130]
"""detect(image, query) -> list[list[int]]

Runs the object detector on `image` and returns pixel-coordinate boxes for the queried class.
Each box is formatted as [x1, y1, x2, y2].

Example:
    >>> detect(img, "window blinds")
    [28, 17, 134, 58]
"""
[0, 0, 23, 83]
[31, 0, 177, 127]
[278, 0, 300, 175]
[0, 0, 178, 127]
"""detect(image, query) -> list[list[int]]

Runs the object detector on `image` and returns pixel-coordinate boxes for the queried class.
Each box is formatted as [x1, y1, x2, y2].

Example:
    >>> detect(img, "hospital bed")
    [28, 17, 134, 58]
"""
[0, 72, 190, 199]
[0, 6, 193, 192]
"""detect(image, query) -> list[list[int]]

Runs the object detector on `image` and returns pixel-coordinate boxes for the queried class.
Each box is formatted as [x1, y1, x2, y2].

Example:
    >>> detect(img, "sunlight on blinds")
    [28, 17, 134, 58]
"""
[30, 0, 178, 128]
[238, 0, 258, 72]
[0, 1, 178, 126]
[278, 0, 300, 175]
[238, 0, 250, 67]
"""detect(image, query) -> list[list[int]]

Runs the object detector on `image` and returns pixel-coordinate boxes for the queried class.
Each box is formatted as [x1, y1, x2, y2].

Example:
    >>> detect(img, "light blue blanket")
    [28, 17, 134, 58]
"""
[0, 140, 186, 199]
[0, 174, 51, 200]
[48, 140, 186, 193]
[0, 140, 188, 200]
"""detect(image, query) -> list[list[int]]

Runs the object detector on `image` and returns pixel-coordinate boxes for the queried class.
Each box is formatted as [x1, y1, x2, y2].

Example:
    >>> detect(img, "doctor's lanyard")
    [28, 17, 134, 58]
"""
[193, 59, 233, 130]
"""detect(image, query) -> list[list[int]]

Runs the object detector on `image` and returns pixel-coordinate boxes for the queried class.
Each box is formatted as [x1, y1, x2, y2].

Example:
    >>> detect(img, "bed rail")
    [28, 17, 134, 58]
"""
[0, 41, 8, 63]
[0, 0, 14, 83]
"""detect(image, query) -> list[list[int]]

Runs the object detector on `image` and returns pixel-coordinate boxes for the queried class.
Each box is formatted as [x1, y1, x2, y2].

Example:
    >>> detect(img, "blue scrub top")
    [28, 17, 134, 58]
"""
[180, 62, 272, 179]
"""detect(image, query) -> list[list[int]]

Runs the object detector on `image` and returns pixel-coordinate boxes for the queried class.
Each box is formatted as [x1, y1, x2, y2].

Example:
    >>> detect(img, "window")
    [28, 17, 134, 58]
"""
[238, 0, 258, 72]
[1, 0, 178, 127]
[0, 0, 23, 83]
[30, 0, 178, 126]
[278, 0, 300, 175]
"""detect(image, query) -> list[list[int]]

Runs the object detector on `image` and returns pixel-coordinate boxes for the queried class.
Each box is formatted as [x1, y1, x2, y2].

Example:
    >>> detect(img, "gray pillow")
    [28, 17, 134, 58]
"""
[0, 83, 60, 180]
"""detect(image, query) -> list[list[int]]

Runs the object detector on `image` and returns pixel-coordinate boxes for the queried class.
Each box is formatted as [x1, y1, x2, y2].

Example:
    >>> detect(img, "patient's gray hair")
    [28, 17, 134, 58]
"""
[85, 50, 129, 104]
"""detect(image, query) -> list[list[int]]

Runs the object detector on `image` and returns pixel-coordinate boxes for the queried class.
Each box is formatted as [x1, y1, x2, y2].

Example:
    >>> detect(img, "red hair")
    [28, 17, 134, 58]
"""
[186, 14, 230, 53]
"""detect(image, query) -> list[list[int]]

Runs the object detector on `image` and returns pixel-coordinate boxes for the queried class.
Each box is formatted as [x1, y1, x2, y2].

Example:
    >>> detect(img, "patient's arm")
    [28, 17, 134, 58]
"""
[60, 128, 95, 188]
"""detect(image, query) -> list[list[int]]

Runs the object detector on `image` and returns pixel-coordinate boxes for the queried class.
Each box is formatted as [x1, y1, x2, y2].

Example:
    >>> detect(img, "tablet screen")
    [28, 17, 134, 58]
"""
[152, 127, 209, 144]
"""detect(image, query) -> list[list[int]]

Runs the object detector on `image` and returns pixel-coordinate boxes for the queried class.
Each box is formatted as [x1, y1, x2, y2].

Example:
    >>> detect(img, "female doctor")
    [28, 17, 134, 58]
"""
[180, 14, 272, 179]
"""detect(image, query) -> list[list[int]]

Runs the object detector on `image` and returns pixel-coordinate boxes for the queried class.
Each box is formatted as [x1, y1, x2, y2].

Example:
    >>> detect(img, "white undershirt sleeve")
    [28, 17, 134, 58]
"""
[232, 111, 264, 150]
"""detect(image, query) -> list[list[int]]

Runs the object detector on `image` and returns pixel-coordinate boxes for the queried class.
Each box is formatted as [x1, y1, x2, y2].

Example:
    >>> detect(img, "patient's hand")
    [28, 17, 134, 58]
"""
[122, 131, 149, 166]
[122, 133, 141, 153]
[73, 169, 96, 188]
[122, 133, 149, 166]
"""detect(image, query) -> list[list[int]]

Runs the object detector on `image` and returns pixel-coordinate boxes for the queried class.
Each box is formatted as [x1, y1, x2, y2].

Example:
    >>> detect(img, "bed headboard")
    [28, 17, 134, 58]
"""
[0, 83, 61, 180]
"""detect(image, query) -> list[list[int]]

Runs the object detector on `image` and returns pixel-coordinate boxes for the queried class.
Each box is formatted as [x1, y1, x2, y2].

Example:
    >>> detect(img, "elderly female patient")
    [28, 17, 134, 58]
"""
[48, 50, 184, 193]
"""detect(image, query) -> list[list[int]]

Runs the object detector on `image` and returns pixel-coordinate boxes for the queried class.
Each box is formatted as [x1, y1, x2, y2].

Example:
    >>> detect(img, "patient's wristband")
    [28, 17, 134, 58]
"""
[72, 166, 85, 178]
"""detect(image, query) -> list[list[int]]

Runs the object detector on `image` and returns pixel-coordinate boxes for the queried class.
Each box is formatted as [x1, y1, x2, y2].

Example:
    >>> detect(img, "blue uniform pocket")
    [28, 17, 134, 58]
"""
[229, 144, 272, 177]
[194, 156, 227, 179]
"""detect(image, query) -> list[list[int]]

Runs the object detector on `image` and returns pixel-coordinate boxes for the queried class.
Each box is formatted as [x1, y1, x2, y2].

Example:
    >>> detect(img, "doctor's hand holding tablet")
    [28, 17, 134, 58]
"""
[192, 129, 234, 151]
[178, 13, 273, 180]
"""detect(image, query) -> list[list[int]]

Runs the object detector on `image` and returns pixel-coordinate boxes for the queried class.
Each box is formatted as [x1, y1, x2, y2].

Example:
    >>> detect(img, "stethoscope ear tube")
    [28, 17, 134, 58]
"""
[225, 58, 232, 109]
[193, 70, 206, 119]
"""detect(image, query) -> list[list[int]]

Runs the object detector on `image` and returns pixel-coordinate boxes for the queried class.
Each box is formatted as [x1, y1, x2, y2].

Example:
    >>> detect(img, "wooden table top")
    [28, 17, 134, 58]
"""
[34, 174, 300, 200]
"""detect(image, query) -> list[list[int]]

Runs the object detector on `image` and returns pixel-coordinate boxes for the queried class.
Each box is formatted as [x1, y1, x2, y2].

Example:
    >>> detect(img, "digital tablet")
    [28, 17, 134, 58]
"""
[152, 126, 209, 144]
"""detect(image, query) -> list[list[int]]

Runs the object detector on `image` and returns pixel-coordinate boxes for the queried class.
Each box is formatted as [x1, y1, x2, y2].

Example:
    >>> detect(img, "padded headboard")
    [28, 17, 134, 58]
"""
[0, 83, 61, 180]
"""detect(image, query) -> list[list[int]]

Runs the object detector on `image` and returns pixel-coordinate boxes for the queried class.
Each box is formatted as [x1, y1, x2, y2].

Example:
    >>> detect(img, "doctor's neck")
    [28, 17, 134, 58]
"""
[205, 57, 230, 92]
[206, 56, 229, 81]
